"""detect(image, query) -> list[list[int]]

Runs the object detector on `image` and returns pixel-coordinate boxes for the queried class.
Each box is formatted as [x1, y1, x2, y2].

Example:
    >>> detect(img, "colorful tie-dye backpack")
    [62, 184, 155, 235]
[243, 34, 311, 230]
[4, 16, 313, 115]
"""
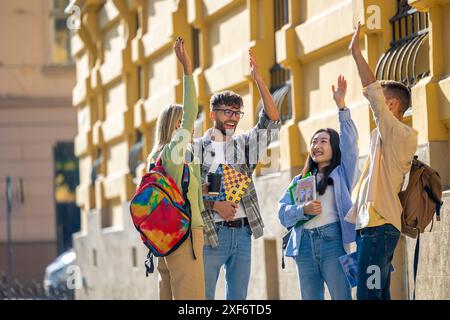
[129, 156, 192, 275]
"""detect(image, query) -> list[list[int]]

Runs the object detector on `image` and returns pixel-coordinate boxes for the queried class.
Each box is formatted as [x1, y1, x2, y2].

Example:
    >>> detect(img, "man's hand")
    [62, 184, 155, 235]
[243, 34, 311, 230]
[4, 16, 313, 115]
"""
[213, 201, 238, 221]
[332, 75, 347, 109]
[349, 21, 376, 88]
[248, 48, 280, 121]
[349, 21, 362, 55]
[303, 200, 322, 215]
[249, 49, 260, 82]
[174, 37, 192, 75]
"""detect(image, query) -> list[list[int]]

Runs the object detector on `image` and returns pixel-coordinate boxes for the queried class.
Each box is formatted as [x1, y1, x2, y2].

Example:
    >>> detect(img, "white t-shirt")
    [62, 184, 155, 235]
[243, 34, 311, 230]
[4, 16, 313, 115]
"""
[303, 173, 339, 229]
[210, 141, 246, 222]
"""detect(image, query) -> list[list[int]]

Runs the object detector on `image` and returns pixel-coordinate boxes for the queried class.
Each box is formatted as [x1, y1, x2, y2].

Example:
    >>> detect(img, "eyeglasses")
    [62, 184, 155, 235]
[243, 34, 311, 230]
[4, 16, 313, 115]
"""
[214, 109, 245, 119]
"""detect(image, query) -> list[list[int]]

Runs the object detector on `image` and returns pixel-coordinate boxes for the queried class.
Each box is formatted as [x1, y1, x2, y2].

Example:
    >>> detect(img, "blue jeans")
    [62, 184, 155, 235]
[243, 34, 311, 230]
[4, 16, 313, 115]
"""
[356, 223, 400, 300]
[294, 222, 352, 300]
[203, 224, 252, 300]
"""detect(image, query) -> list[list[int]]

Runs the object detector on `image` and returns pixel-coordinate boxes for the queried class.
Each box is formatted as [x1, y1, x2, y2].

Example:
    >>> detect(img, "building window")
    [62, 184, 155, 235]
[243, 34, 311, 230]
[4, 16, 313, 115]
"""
[91, 149, 102, 184]
[192, 27, 201, 70]
[270, 63, 290, 93]
[267, 64, 291, 125]
[135, 10, 141, 32]
[53, 142, 80, 254]
[274, 0, 289, 32]
[128, 130, 144, 179]
[52, 0, 73, 65]
[137, 65, 143, 99]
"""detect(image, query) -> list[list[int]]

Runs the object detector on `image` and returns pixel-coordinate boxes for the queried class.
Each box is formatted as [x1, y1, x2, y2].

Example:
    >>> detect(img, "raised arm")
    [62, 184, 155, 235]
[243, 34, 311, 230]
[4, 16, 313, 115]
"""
[240, 50, 281, 169]
[350, 22, 400, 142]
[250, 49, 280, 121]
[332, 75, 359, 191]
[161, 37, 197, 185]
[349, 22, 376, 88]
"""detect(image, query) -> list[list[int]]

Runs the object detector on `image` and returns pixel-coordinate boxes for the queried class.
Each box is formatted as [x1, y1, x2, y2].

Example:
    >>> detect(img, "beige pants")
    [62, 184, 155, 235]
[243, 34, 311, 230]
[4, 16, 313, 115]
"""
[157, 227, 205, 300]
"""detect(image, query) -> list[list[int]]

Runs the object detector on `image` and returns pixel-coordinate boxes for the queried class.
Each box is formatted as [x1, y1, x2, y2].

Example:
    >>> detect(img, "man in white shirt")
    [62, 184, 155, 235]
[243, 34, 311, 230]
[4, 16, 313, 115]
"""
[196, 50, 281, 300]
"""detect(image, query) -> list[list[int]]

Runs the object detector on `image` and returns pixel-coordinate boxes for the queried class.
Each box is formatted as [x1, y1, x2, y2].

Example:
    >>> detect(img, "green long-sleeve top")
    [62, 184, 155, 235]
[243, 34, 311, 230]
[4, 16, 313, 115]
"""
[148, 75, 205, 228]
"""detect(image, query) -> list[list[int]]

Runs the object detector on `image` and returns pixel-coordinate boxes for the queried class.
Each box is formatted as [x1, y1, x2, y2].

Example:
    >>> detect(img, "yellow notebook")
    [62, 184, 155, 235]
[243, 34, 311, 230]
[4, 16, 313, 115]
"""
[220, 164, 252, 204]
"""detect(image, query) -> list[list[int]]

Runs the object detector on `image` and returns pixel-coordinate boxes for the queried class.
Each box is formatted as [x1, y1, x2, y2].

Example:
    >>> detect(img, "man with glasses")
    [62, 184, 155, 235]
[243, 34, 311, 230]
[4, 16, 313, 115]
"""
[195, 49, 280, 300]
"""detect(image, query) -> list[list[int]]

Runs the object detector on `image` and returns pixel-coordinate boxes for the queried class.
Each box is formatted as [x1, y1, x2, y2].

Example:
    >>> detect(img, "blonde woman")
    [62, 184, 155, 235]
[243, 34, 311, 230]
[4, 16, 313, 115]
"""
[147, 37, 205, 300]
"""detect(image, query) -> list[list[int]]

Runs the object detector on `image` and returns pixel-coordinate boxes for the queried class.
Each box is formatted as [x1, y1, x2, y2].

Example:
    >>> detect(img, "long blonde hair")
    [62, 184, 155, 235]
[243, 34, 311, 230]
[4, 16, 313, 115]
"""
[149, 104, 183, 161]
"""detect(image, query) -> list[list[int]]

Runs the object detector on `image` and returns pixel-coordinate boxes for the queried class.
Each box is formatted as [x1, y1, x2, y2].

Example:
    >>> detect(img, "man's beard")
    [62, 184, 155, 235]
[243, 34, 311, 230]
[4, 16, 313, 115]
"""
[215, 119, 237, 136]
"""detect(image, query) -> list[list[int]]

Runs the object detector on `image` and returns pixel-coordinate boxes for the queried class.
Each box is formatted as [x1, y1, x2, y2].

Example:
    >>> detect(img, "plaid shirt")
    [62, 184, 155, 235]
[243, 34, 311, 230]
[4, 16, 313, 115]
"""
[193, 110, 281, 247]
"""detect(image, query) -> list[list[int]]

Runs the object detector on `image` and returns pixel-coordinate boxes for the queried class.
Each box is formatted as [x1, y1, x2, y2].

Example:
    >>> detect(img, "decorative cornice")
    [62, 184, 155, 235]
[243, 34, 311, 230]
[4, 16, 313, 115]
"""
[0, 96, 73, 109]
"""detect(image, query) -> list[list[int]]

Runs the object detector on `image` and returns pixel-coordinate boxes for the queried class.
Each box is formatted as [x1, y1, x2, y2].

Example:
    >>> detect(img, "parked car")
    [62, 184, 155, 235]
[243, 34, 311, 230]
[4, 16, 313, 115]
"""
[43, 249, 76, 299]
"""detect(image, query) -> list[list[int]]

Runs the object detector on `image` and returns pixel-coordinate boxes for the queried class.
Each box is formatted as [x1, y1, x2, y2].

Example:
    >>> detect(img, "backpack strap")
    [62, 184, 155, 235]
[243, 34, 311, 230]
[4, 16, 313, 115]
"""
[281, 174, 304, 269]
[281, 226, 293, 269]
[181, 163, 190, 199]
[424, 185, 443, 221]
[412, 234, 420, 300]
[143, 157, 160, 276]
[181, 163, 197, 261]
[145, 251, 154, 277]
[148, 155, 163, 172]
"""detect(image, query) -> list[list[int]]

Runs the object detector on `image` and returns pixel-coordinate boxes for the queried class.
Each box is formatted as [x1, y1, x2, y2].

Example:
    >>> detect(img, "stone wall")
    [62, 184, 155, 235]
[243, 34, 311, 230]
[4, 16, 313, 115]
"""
[406, 191, 450, 299]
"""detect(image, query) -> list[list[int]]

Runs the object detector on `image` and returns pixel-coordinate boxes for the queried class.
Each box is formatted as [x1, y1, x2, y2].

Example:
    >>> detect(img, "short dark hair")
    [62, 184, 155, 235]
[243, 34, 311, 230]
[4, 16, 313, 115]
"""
[380, 80, 411, 114]
[210, 90, 243, 110]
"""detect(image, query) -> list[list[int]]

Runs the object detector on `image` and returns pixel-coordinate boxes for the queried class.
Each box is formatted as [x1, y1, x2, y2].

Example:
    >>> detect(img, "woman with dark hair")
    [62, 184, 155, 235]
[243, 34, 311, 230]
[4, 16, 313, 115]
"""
[278, 75, 359, 300]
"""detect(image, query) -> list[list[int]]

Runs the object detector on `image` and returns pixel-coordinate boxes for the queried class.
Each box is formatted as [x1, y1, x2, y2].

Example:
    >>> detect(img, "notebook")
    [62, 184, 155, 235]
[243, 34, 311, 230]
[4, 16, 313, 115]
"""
[221, 164, 252, 204]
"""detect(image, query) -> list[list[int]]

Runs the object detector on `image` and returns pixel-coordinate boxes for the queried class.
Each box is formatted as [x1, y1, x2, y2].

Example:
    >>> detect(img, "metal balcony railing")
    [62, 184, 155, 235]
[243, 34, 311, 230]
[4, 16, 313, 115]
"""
[375, 0, 430, 88]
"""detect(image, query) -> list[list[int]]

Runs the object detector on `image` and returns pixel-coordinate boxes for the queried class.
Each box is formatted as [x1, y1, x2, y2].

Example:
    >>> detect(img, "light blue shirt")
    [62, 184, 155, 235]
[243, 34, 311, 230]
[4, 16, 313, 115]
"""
[278, 108, 359, 257]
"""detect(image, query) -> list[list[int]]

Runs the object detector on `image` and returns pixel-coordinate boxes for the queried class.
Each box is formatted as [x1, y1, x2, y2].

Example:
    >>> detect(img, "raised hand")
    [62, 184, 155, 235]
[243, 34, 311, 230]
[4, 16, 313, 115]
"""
[173, 37, 192, 75]
[249, 48, 280, 121]
[349, 21, 362, 55]
[332, 75, 347, 109]
[249, 49, 260, 81]
[349, 21, 376, 87]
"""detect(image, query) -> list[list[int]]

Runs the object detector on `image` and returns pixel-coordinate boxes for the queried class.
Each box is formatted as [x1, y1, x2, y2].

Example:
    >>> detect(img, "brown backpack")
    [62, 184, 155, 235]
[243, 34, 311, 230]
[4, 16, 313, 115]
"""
[399, 156, 443, 238]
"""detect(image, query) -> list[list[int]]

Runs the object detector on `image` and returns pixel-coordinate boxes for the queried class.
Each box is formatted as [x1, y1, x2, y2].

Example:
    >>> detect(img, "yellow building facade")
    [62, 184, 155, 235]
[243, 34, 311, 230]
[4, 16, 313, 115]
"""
[69, 0, 450, 299]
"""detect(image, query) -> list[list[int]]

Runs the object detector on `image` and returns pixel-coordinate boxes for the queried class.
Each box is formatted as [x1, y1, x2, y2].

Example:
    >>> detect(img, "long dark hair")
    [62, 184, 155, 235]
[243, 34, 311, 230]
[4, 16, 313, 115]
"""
[301, 128, 341, 195]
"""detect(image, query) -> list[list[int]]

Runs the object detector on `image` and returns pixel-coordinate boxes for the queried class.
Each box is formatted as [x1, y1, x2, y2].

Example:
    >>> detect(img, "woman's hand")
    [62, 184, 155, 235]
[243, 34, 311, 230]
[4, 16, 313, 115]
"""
[174, 37, 192, 75]
[332, 75, 347, 110]
[303, 200, 322, 215]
